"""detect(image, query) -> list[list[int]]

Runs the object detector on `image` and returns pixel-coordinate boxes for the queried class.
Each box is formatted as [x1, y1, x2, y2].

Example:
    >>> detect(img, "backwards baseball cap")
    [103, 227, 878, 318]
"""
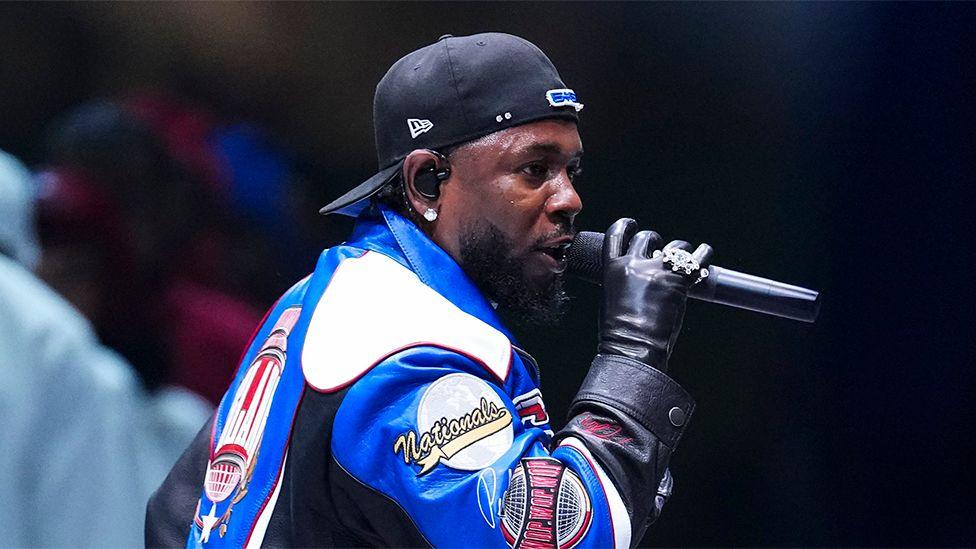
[320, 32, 583, 216]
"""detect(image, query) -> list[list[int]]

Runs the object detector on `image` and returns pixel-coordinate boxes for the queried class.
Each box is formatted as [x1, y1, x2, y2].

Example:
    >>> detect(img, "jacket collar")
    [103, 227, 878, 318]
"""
[345, 203, 517, 342]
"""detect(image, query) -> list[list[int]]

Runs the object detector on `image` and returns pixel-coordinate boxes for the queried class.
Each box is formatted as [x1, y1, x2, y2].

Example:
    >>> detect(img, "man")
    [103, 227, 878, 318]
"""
[147, 33, 712, 548]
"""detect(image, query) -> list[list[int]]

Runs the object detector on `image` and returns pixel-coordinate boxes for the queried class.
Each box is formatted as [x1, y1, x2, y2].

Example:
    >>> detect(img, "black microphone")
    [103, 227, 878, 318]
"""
[566, 231, 821, 323]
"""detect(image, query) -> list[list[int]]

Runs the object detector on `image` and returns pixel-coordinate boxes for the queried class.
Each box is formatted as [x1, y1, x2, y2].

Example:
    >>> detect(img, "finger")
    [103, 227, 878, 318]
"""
[691, 243, 714, 268]
[663, 239, 692, 252]
[627, 230, 663, 258]
[603, 218, 637, 261]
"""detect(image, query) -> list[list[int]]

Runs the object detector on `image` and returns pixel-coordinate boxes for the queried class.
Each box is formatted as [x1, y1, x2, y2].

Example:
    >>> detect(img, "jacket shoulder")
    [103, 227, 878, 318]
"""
[301, 251, 511, 392]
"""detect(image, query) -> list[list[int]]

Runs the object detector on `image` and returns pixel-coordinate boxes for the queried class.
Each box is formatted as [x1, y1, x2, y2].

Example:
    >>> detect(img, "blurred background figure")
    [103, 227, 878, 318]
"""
[0, 148, 211, 548]
[0, 151, 40, 268]
[35, 99, 264, 403]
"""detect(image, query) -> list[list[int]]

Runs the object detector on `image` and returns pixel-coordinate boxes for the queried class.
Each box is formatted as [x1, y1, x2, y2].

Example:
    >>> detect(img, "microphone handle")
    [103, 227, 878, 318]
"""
[690, 265, 820, 323]
[567, 231, 821, 323]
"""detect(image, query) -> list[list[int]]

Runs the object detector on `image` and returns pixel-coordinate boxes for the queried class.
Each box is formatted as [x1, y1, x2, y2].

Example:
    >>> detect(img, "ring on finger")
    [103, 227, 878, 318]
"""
[653, 248, 709, 283]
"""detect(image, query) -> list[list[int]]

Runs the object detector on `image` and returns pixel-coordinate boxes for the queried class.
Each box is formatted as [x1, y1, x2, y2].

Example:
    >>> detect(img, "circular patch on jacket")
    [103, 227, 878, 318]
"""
[501, 457, 592, 548]
[401, 373, 513, 473]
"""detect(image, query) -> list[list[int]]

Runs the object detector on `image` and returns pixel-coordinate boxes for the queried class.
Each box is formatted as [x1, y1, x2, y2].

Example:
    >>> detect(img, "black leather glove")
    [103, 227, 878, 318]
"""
[597, 218, 713, 372]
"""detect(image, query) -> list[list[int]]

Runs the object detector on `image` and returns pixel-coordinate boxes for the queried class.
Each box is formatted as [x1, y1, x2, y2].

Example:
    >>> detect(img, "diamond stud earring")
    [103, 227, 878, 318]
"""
[423, 208, 438, 221]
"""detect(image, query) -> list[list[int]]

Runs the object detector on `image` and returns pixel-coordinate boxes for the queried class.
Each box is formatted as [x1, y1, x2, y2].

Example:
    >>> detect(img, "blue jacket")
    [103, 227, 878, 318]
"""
[147, 204, 695, 548]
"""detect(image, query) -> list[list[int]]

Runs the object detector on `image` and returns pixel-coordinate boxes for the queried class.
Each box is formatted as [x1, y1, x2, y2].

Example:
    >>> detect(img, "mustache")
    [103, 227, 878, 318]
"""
[533, 224, 575, 248]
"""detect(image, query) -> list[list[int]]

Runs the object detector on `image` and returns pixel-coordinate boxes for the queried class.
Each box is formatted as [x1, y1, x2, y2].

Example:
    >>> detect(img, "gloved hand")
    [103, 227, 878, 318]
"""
[598, 218, 713, 372]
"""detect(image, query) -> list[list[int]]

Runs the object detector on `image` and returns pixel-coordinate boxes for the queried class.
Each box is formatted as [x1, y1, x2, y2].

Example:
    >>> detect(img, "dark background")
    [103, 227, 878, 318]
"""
[2, 3, 973, 546]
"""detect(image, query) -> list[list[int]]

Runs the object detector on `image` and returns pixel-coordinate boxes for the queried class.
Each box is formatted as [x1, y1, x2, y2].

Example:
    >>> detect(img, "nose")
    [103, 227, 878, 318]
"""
[546, 174, 583, 225]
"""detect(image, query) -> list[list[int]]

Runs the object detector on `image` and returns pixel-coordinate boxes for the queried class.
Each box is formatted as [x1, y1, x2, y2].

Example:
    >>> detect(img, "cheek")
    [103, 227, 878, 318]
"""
[486, 200, 540, 249]
[444, 171, 544, 249]
[486, 181, 545, 229]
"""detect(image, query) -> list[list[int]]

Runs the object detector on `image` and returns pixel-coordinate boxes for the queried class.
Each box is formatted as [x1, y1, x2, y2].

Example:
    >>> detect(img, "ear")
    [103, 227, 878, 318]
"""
[402, 149, 449, 214]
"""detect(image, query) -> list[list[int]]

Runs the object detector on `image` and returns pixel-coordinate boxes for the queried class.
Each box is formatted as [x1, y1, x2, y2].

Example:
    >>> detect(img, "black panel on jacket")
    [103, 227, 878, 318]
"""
[263, 385, 432, 547]
[146, 417, 214, 548]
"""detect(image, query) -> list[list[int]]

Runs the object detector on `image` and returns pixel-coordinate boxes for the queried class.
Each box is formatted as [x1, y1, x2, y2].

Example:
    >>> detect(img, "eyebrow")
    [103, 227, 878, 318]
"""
[521, 142, 584, 159]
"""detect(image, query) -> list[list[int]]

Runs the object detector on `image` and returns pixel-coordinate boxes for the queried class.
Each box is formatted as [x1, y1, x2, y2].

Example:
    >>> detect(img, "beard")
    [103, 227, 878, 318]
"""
[457, 220, 571, 330]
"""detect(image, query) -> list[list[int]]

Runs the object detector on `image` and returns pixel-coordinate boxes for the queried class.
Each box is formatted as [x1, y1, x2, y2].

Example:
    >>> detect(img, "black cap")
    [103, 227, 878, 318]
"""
[320, 32, 583, 216]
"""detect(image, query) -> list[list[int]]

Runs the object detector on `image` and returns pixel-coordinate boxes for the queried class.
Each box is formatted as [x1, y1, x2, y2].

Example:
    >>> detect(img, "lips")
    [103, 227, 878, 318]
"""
[535, 236, 573, 273]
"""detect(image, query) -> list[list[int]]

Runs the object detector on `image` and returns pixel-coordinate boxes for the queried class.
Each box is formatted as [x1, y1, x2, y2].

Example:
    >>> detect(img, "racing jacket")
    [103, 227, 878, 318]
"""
[145, 203, 696, 548]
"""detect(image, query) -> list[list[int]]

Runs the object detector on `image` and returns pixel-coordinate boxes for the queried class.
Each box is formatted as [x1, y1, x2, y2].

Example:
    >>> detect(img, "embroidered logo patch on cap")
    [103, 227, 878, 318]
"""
[546, 89, 584, 112]
[407, 118, 434, 138]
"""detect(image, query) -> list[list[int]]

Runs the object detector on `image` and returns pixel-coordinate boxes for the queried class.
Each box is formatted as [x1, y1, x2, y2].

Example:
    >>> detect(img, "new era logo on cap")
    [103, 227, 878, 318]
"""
[546, 89, 584, 112]
[407, 118, 434, 139]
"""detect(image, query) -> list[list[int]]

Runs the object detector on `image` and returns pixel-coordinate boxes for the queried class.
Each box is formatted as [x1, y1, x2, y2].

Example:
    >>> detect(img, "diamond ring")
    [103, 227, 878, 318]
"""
[652, 248, 709, 284]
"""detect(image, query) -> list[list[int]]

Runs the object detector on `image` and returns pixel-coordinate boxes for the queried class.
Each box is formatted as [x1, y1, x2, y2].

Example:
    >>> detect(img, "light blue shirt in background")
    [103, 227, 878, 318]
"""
[0, 255, 211, 548]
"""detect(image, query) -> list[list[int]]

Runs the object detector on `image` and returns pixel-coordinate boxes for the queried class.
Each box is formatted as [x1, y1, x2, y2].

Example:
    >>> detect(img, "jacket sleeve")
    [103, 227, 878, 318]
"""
[329, 346, 694, 548]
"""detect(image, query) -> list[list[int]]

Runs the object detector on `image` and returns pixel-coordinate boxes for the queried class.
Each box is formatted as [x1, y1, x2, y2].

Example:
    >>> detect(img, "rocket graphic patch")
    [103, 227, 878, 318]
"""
[193, 306, 301, 542]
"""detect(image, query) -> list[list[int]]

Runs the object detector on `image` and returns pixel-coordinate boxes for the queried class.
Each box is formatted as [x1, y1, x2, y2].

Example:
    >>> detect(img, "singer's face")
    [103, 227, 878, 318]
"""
[432, 119, 583, 327]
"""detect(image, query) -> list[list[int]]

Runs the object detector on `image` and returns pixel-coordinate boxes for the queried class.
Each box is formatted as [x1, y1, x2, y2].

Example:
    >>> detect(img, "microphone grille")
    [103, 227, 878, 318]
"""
[566, 231, 604, 285]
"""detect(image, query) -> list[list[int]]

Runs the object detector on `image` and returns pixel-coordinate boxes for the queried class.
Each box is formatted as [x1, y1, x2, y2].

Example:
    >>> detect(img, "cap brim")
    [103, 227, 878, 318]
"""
[318, 160, 404, 216]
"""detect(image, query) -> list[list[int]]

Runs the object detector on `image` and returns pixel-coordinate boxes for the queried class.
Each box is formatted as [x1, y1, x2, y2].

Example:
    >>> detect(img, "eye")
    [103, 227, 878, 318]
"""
[520, 162, 549, 180]
[567, 165, 583, 182]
